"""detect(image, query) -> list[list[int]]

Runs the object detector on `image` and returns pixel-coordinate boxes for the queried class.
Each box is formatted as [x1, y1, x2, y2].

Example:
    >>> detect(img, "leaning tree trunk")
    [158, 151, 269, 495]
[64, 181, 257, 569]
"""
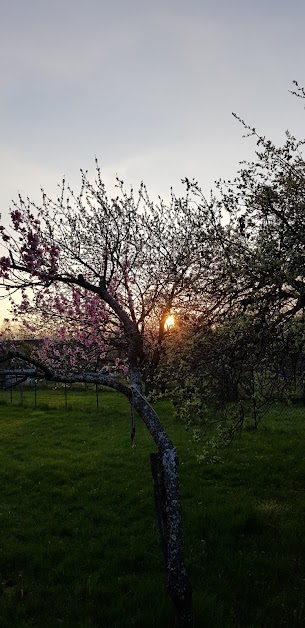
[131, 372, 193, 627]
[1, 354, 193, 626]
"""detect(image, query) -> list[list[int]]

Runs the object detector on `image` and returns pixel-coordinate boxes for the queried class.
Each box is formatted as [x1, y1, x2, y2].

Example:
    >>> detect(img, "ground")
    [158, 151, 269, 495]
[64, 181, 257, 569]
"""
[0, 386, 304, 627]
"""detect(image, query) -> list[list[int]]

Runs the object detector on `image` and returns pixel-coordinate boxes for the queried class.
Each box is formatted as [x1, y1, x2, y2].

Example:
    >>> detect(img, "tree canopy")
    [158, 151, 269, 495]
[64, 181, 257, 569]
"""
[1, 83, 305, 625]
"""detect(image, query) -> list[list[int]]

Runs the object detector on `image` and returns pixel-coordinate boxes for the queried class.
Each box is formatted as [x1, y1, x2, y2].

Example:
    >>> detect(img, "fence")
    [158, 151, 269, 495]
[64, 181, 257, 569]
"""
[0, 379, 109, 411]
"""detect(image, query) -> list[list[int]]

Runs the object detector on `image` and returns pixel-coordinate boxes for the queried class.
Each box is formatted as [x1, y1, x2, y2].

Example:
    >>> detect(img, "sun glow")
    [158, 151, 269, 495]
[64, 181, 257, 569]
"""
[164, 314, 175, 330]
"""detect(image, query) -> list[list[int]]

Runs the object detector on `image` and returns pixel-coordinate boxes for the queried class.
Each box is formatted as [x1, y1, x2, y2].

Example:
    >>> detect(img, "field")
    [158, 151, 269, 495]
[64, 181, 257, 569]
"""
[0, 386, 305, 627]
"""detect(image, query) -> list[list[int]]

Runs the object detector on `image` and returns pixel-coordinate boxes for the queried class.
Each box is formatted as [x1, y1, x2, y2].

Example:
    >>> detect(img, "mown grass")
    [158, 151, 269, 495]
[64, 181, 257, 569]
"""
[0, 389, 305, 627]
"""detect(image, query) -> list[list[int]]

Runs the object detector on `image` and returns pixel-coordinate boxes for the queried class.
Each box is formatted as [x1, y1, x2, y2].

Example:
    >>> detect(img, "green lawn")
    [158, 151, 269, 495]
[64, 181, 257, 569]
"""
[0, 389, 305, 627]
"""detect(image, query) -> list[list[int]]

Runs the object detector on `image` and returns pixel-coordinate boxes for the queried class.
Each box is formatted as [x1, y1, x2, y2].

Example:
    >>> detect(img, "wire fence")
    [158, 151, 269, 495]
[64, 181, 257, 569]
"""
[0, 378, 110, 411]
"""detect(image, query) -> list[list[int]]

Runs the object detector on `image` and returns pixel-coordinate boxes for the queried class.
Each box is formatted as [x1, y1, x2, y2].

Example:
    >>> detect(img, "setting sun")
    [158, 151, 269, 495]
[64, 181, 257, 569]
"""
[164, 314, 175, 330]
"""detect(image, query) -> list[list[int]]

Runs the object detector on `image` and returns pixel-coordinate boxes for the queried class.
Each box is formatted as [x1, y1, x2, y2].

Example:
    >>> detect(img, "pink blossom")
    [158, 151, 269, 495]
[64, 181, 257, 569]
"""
[10, 209, 23, 230]
[0, 256, 10, 272]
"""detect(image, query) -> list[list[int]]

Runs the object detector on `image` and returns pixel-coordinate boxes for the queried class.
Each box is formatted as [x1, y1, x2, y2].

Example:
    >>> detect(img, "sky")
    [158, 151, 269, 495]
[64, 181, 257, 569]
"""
[1, 0, 305, 318]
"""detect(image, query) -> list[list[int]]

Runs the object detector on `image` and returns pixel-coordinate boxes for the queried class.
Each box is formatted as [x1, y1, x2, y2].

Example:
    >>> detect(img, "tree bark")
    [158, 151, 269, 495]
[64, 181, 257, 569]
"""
[131, 380, 193, 627]
[150, 452, 168, 563]
[150, 451, 193, 627]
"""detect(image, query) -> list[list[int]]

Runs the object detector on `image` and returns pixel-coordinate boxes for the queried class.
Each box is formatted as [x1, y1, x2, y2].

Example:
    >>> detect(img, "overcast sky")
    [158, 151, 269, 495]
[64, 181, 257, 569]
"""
[1, 0, 305, 317]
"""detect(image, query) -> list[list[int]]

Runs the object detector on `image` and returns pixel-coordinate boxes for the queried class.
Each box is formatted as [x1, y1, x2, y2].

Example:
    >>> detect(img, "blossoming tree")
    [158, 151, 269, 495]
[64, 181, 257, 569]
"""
[0, 162, 225, 626]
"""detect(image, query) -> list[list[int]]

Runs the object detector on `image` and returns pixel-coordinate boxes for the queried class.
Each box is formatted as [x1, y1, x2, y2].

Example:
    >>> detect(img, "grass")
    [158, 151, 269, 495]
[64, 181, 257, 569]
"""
[0, 388, 305, 626]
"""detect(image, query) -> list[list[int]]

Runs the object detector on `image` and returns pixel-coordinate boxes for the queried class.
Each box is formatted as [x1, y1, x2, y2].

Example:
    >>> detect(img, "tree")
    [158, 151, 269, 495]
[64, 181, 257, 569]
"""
[0, 161, 234, 625]
[186, 103, 305, 327]
[160, 83, 305, 449]
[165, 313, 296, 446]
[3, 85, 305, 621]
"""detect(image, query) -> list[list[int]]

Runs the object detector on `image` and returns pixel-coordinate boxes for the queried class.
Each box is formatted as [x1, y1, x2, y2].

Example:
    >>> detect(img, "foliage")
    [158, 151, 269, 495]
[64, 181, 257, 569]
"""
[0, 161, 202, 622]
[160, 307, 305, 459]
[0, 161, 223, 382]
[154, 84, 305, 441]
[3, 86, 305, 415]
[2, 84, 305, 623]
